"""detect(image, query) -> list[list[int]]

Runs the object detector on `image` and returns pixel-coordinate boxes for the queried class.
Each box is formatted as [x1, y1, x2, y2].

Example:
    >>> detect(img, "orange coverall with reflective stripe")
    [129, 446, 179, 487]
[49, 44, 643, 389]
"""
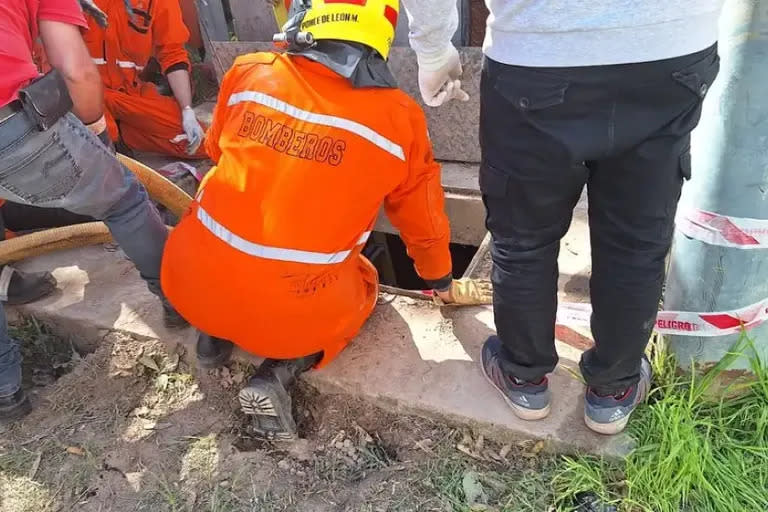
[161, 53, 452, 366]
[82, 0, 206, 158]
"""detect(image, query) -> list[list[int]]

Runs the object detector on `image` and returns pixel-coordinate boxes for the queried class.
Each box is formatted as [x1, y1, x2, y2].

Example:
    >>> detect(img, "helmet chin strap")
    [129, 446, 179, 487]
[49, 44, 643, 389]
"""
[290, 41, 397, 89]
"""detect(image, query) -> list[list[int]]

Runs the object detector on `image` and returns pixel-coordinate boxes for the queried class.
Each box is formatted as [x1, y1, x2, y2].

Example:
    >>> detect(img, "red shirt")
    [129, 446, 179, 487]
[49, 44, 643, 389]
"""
[0, 0, 86, 107]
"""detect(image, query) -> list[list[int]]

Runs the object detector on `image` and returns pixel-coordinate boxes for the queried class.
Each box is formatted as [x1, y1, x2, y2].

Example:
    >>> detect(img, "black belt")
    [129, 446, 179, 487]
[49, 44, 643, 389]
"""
[0, 101, 36, 154]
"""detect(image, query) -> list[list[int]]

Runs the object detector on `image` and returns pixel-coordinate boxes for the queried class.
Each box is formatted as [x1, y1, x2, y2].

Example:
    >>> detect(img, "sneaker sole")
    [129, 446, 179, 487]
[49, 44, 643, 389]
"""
[584, 412, 630, 436]
[481, 361, 550, 421]
[584, 359, 651, 436]
[238, 380, 297, 442]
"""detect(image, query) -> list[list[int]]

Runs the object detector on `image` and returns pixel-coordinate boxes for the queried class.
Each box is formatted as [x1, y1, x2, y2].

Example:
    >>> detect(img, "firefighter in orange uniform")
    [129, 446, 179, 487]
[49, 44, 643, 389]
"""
[160, 0, 494, 439]
[82, 0, 206, 158]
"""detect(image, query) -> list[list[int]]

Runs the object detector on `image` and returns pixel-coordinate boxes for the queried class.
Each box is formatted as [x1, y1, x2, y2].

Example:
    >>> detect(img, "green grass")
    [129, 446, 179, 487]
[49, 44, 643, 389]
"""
[553, 335, 768, 512]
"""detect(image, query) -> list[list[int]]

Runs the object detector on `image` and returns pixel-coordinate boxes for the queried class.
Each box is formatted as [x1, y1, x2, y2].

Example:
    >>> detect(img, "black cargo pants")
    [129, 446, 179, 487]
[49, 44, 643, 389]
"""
[479, 45, 720, 394]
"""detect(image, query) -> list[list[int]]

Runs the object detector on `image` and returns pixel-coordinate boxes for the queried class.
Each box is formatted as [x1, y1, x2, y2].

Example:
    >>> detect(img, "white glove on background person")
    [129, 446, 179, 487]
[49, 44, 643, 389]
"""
[182, 106, 205, 155]
[416, 44, 470, 107]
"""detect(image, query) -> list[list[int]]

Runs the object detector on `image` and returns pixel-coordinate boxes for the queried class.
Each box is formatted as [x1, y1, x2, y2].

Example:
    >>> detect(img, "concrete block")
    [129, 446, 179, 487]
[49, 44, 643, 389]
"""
[210, 42, 481, 163]
[230, 0, 279, 42]
[375, 191, 486, 246]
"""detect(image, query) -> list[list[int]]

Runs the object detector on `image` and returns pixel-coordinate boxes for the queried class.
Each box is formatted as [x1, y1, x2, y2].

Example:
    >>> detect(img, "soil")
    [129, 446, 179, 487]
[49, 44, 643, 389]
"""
[0, 322, 558, 512]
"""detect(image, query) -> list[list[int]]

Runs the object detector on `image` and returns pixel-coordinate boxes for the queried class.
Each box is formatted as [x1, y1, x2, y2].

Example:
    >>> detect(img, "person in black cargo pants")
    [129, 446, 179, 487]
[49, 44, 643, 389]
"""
[477, 46, 720, 433]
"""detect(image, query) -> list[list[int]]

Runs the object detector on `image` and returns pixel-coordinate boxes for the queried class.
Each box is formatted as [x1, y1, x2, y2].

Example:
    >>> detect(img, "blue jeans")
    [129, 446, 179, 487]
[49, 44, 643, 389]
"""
[0, 112, 169, 397]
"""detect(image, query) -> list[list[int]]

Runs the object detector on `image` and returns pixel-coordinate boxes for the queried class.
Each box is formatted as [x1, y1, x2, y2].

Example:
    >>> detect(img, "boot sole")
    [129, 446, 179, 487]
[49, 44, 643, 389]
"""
[481, 360, 550, 421]
[238, 378, 297, 442]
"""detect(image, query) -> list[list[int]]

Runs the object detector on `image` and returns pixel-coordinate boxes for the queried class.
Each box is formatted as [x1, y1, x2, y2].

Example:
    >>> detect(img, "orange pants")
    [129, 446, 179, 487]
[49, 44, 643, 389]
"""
[162, 211, 380, 368]
[104, 85, 207, 159]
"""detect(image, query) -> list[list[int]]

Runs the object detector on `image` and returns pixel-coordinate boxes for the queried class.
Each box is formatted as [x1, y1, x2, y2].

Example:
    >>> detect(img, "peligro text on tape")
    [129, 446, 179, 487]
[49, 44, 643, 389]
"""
[677, 208, 768, 249]
[556, 296, 768, 337]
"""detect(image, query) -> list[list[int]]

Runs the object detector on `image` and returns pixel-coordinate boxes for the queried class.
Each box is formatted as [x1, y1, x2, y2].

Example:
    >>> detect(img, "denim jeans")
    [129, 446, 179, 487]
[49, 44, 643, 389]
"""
[479, 45, 720, 394]
[0, 112, 169, 398]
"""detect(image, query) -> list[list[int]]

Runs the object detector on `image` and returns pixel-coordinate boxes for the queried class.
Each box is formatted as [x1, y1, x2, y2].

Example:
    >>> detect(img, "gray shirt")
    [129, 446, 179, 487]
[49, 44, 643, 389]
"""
[401, 0, 724, 67]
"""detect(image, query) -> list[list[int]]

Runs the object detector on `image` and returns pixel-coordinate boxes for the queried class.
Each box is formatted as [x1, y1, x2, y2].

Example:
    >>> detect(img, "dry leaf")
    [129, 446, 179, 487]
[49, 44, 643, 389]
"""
[27, 452, 42, 480]
[531, 440, 545, 455]
[414, 439, 434, 454]
[156, 374, 170, 391]
[456, 444, 483, 460]
[499, 444, 512, 459]
[163, 353, 180, 373]
[462, 470, 487, 506]
[138, 356, 160, 372]
[474, 434, 485, 451]
[66, 446, 85, 456]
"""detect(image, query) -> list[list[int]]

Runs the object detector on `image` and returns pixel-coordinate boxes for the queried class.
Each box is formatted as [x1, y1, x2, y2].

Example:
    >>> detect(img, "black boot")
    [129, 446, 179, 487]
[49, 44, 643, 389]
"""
[0, 389, 31, 423]
[162, 301, 189, 329]
[196, 332, 234, 369]
[0, 208, 57, 305]
[0, 266, 57, 305]
[238, 353, 322, 441]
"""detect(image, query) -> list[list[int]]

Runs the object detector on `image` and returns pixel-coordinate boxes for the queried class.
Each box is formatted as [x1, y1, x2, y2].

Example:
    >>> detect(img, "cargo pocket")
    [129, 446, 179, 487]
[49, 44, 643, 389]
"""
[479, 163, 510, 198]
[672, 49, 720, 100]
[494, 69, 569, 112]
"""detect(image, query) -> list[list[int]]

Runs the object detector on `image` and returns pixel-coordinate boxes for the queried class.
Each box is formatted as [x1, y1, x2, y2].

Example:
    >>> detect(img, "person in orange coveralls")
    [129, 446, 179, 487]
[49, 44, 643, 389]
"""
[161, 0, 491, 440]
[82, 0, 206, 158]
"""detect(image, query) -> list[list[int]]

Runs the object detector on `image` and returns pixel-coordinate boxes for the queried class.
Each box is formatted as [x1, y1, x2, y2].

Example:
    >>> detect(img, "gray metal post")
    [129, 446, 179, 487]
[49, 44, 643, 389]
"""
[665, 0, 768, 371]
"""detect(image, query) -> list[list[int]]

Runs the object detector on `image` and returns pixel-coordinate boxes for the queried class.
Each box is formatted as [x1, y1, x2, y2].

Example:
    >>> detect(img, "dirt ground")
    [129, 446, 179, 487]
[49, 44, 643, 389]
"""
[0, 319, 559, 512]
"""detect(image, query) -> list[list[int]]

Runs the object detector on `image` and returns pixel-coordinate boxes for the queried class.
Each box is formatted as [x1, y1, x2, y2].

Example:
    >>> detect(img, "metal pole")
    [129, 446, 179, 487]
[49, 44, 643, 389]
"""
[665, 0, 768, 372]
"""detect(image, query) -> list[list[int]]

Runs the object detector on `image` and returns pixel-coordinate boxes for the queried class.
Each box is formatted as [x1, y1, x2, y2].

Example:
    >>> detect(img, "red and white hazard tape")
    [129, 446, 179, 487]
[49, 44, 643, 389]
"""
[399, 288, 768, 337]
[677, 208, 768, 249]
[556, 297, 768, 336]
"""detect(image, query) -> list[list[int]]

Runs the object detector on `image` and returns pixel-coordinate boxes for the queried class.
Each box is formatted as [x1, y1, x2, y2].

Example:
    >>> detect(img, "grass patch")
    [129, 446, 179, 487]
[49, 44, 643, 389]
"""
[554, 334, 768, 512]
[10, 317, 80, 389]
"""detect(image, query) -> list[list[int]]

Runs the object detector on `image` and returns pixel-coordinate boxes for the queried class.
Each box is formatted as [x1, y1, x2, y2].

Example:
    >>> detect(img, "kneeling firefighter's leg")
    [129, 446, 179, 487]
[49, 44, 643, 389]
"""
[196, 331, 234, 369]
[0, 204, 57, 305]
[239, 353, 322, 441]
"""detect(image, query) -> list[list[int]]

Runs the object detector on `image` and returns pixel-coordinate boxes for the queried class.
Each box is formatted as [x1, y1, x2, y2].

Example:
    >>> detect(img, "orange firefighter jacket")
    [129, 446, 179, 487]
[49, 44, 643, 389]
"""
[81, 0, 205, 157]
[83, 0, 190, 93]
[161, 53, 452, 366]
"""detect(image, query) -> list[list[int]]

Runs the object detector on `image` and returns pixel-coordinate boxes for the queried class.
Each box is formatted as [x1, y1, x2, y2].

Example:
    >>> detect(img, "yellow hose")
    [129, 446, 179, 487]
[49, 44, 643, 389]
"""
[117, 154, 193, 218]
[0, 154, 194, 265]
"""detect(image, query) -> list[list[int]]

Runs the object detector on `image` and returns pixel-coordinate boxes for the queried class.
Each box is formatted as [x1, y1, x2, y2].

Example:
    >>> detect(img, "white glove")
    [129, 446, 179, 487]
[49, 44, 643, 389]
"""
[181, 106, 205, 155]
[416, 44, 470, 107]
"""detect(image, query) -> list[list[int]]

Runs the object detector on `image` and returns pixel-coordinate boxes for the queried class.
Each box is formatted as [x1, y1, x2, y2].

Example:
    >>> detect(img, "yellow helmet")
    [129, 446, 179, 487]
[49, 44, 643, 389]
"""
[292, 0, 399, 60]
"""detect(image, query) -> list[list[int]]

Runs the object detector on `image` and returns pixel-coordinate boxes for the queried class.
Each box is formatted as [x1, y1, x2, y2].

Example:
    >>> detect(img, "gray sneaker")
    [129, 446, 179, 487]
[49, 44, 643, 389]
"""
[584, 356, 652, 435]
[481, 336, 551, 421]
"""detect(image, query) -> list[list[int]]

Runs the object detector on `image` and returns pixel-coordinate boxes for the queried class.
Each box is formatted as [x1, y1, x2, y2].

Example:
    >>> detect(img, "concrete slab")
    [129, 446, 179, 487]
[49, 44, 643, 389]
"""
[12, 231, 622, 457]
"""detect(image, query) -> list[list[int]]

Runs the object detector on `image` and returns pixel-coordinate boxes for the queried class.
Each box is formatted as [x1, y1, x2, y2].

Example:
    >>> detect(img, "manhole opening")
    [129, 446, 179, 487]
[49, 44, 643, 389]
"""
[363, 232, 479, 289]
